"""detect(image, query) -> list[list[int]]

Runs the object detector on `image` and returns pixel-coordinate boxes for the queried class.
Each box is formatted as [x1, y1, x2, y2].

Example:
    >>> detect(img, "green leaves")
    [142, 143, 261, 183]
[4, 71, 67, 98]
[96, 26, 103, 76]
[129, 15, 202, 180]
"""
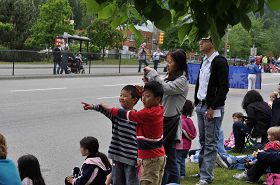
[268, 0, 280, 11]
[98, 2, 116, 19]
[84, 0, 280, 51]
[240, 14, 252, 31]
[178, 23, 192, 44]
[128, 24, 144, 43]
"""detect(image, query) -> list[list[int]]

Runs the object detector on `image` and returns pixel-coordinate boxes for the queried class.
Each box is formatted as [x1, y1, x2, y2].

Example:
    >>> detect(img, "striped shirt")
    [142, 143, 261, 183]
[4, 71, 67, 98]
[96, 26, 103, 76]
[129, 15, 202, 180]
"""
[112, 105, 165, 159]
[92, 105, 138, 166]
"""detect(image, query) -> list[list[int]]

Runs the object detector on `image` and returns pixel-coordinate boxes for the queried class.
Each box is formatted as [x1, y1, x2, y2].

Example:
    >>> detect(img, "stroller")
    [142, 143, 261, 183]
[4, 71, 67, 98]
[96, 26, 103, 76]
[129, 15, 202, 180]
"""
[67, 54, 85, 74]
[242, 116, 268, 153]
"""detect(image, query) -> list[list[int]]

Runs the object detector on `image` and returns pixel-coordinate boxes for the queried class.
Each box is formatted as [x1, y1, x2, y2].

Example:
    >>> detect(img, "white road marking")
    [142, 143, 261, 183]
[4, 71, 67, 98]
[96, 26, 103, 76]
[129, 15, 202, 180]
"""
[262, 83, 279, 86]
[104, 83, 141, 87]
[11, 87, 67, 92]
[97, 96, 119, 100]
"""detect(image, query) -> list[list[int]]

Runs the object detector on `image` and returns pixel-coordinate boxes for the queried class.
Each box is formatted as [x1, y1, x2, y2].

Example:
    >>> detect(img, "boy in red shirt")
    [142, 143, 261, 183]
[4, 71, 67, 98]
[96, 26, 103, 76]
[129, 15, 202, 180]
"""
[101, 81, 166, 185]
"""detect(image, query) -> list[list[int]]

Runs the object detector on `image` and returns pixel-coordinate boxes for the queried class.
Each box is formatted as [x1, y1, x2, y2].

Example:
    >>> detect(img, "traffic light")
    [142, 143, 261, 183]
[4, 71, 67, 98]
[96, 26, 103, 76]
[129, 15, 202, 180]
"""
[158, 32, 164, 44]
[227, 44, 230, 50]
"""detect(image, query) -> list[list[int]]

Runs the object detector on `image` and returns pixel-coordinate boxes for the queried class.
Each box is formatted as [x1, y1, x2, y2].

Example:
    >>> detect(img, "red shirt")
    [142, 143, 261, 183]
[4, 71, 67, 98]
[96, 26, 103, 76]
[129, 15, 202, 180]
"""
[112, 105, 165, 159]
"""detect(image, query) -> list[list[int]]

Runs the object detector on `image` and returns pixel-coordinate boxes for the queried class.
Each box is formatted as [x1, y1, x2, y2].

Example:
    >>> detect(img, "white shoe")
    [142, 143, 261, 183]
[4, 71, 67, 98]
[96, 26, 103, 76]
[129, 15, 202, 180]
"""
[233, 171, 248, 181]
[196, 180, 209, 185]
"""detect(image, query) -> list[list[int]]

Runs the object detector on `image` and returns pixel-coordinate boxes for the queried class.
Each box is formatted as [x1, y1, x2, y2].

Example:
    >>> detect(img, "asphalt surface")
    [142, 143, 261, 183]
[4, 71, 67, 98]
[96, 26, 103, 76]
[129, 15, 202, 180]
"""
[0, 73, 279, 184]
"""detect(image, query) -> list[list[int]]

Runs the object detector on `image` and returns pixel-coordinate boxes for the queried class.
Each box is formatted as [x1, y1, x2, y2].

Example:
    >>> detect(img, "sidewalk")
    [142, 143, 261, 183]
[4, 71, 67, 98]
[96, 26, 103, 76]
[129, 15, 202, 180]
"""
[0, 63, 166, 69]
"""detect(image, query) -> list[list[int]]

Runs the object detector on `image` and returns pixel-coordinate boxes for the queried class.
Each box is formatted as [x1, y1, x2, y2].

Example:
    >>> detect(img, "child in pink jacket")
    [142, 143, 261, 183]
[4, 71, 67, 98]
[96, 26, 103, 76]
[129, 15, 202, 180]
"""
[176, 100, 197, 179]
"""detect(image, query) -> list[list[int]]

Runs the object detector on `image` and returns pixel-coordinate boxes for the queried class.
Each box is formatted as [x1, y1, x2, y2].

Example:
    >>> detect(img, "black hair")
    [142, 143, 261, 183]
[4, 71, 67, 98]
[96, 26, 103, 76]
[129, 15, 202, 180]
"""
[80, 136, 111, 170]
[17, 155, 46, 185]
[122, 85, 141, 104]
[182, 99, 194, 117]
[165, 49, 188, 81]
[144, 81, 164, 101]
[242, 90, 264, 110]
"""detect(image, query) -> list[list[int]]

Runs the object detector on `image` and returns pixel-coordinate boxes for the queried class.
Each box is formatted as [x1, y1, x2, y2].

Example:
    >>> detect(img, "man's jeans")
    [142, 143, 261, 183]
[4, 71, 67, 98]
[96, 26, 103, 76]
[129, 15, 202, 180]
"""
[112, 160, 139, 185]
[196, 103, 224, 182]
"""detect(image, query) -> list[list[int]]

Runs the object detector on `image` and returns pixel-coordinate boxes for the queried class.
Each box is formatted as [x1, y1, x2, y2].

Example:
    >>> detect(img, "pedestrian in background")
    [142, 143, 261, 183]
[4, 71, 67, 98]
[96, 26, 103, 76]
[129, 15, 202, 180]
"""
[0, 133, 22, 185]
[138, 43, 148, 73]
[52, 45, 61, 75]
[194, 36, 229, 185]
[247, 58, 261, 91]
[17, 154, 46, 185]
[144, 49, 189, 185]
[153, 48, 163, 71]
[60, 41, 69, 74]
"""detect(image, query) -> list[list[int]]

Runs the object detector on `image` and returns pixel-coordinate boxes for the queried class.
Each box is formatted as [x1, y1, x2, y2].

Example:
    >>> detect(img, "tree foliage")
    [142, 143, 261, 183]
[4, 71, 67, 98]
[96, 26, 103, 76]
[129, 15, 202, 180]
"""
[86, 19, 124, 53]
[0, 0, 36, 49]
[85, 0, 280, 48]
[161, 24, 198, 52]
[25, 0, 74, 49]
[222, 14, 280, 58]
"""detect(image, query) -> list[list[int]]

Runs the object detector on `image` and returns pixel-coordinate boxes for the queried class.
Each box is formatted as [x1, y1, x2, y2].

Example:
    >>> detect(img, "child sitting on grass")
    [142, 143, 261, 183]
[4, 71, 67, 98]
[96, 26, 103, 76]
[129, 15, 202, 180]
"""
[65, 136, 111, 185]
[17, 154, 46, 185]
[233, 126, 280, 183]
[224, 112, 243, 150]
[100, 81, 166, 185]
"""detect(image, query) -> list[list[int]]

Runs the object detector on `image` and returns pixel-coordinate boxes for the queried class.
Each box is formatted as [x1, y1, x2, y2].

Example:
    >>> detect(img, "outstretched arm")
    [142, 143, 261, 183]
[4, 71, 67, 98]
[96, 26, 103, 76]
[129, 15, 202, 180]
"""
[82, 102, 113, 120]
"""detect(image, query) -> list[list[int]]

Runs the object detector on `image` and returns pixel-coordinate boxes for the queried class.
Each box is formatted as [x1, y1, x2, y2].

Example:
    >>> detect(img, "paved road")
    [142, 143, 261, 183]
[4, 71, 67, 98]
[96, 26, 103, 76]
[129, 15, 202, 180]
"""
[0, 73, 279, 184]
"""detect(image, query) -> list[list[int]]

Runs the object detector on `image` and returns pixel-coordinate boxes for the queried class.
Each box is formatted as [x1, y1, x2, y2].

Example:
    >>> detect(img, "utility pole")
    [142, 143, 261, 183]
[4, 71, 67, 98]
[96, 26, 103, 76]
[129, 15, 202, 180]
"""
[224, 25, 229, 58]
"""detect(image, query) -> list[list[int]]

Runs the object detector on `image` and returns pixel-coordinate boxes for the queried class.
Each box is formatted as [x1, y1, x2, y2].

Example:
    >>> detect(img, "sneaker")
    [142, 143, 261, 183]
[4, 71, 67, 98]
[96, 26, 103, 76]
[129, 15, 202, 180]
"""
[216, 154, 229, 168]
[191, 173, 200, 178]
[233, 171, 248, 181]
[196, 180, 209, 185]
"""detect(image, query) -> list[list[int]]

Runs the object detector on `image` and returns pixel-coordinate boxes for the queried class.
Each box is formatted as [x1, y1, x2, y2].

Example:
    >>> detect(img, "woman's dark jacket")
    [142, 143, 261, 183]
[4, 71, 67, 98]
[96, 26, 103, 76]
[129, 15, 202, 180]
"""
[245, 101, 272, 138]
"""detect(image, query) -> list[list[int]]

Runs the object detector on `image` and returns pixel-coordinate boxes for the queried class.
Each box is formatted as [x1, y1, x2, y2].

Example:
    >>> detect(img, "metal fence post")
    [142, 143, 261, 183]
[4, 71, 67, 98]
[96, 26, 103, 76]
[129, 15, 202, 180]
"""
[12, 61, 15, 76]
[118, 52, 121, 73]
[89, 57, 91, 74]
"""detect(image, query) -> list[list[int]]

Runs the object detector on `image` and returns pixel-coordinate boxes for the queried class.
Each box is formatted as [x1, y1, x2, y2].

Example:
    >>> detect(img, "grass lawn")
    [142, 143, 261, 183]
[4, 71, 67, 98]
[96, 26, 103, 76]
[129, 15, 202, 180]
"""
[181, 162, 264, 185]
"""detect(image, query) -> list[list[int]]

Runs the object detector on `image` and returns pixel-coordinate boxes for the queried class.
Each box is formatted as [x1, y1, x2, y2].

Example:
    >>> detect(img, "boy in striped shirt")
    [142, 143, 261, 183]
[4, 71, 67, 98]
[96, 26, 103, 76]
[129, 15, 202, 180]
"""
[101, 81, 166, 185]
[82, 85, 141, 185]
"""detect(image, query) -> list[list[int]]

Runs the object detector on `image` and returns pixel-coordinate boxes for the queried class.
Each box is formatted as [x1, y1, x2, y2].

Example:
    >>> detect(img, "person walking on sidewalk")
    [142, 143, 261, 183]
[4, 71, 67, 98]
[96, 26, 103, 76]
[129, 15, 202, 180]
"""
[138, 43, 148, 72]
[194, 36, 229, 185]
[153, 48, 163, 71]
[247, 58, 261, 91]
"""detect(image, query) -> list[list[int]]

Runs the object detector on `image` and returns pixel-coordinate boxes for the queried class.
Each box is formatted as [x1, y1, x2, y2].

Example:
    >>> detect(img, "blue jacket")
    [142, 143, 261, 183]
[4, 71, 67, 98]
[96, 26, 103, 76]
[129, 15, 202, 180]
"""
[0, 158, 22, 185]
[247, 64, 261, 74]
